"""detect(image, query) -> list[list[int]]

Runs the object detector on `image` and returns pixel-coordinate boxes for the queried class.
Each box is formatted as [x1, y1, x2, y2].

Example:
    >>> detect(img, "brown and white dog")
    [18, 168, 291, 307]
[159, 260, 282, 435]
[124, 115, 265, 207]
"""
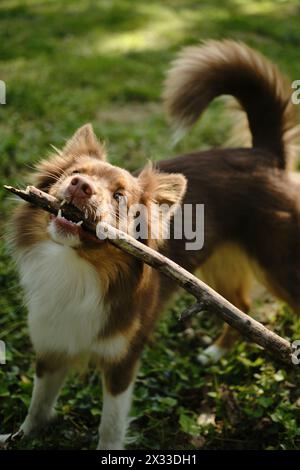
[2, 40, 300, 449]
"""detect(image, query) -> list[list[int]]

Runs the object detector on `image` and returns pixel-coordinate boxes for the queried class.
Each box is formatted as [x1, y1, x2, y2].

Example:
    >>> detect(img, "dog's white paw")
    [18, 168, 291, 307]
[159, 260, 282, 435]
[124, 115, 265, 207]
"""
[198, 344, 227, 365]
[0, 434, 11, 447]
[0, 429, 24, 448]
[97, 441, 124, 450]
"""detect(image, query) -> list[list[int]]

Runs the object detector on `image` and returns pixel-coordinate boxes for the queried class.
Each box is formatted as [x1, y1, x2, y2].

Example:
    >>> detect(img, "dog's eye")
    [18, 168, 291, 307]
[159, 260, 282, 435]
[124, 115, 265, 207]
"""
[72, 170, 80, 175]
[113, 191, 124, 202]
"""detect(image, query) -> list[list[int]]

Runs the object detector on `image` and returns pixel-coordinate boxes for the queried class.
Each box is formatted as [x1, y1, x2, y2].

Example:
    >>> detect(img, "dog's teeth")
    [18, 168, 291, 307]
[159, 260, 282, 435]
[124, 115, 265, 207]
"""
[76, 220, 83, 226]
[60, 199, 66, 206]
[58, 209, 62, 218]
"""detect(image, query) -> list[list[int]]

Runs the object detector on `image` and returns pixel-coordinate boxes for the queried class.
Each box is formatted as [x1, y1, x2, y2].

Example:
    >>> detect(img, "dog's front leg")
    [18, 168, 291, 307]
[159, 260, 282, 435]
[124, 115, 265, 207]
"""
[0, 360, 69, 445]
[97, 359, 139, 450]
[21, 362, 69, 435]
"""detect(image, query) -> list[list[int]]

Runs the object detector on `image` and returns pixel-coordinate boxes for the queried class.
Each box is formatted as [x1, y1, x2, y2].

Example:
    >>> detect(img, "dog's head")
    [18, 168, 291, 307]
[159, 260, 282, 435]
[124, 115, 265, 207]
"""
[33, 124, 186, 249]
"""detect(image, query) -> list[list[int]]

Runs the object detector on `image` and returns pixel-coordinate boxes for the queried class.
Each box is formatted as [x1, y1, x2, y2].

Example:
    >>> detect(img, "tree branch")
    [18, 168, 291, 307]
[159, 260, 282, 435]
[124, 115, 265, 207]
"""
[4, 184, 294, 365]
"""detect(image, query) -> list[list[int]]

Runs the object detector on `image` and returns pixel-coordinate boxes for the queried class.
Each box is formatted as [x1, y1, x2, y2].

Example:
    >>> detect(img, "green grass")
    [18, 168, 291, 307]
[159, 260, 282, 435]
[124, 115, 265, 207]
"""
[1, 0, 300, 450]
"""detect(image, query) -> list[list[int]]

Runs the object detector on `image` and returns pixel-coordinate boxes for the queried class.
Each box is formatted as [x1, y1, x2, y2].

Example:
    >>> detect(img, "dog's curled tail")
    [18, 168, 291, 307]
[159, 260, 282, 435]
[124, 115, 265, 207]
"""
[164, 39, 299, 169]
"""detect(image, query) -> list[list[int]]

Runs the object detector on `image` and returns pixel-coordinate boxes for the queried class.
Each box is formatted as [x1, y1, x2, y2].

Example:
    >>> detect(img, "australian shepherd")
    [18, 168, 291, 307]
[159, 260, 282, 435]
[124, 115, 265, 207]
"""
[1, 40, 300, 449]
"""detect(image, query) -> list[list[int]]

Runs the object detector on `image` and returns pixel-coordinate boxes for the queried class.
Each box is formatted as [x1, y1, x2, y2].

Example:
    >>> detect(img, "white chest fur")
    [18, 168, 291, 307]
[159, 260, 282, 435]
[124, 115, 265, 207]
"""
[17, 241, 107, 357]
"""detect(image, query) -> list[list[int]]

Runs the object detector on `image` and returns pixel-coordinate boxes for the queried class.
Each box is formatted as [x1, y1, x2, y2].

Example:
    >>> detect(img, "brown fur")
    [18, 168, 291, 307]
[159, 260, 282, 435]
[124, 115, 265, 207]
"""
[159, 40, 300, 351]
[164, 39, 298, 169]
[8, 41, 300, 399]
[9, 124, 186, 392]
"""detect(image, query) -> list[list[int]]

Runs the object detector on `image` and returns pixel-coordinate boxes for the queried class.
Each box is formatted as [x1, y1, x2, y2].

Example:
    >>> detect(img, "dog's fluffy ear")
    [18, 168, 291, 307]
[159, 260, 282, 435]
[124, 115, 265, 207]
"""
[139, 162, 187, 212]
[63, 123, 106, 160]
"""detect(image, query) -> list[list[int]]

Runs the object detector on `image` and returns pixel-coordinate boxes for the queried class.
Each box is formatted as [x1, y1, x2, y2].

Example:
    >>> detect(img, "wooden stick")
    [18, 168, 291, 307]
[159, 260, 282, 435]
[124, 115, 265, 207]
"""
[179, 301, 206, 321]
[4, 184, 294, 364]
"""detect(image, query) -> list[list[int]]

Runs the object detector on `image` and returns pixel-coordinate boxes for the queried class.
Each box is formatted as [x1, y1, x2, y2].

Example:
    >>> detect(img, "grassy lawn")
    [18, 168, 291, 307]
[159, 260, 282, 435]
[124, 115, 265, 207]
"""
[1, 0, 300, 450]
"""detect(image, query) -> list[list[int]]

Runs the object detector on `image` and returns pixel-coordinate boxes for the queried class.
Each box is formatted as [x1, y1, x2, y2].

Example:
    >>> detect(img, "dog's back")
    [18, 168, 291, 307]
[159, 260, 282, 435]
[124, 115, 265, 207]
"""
[158, 40, 300, 362]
